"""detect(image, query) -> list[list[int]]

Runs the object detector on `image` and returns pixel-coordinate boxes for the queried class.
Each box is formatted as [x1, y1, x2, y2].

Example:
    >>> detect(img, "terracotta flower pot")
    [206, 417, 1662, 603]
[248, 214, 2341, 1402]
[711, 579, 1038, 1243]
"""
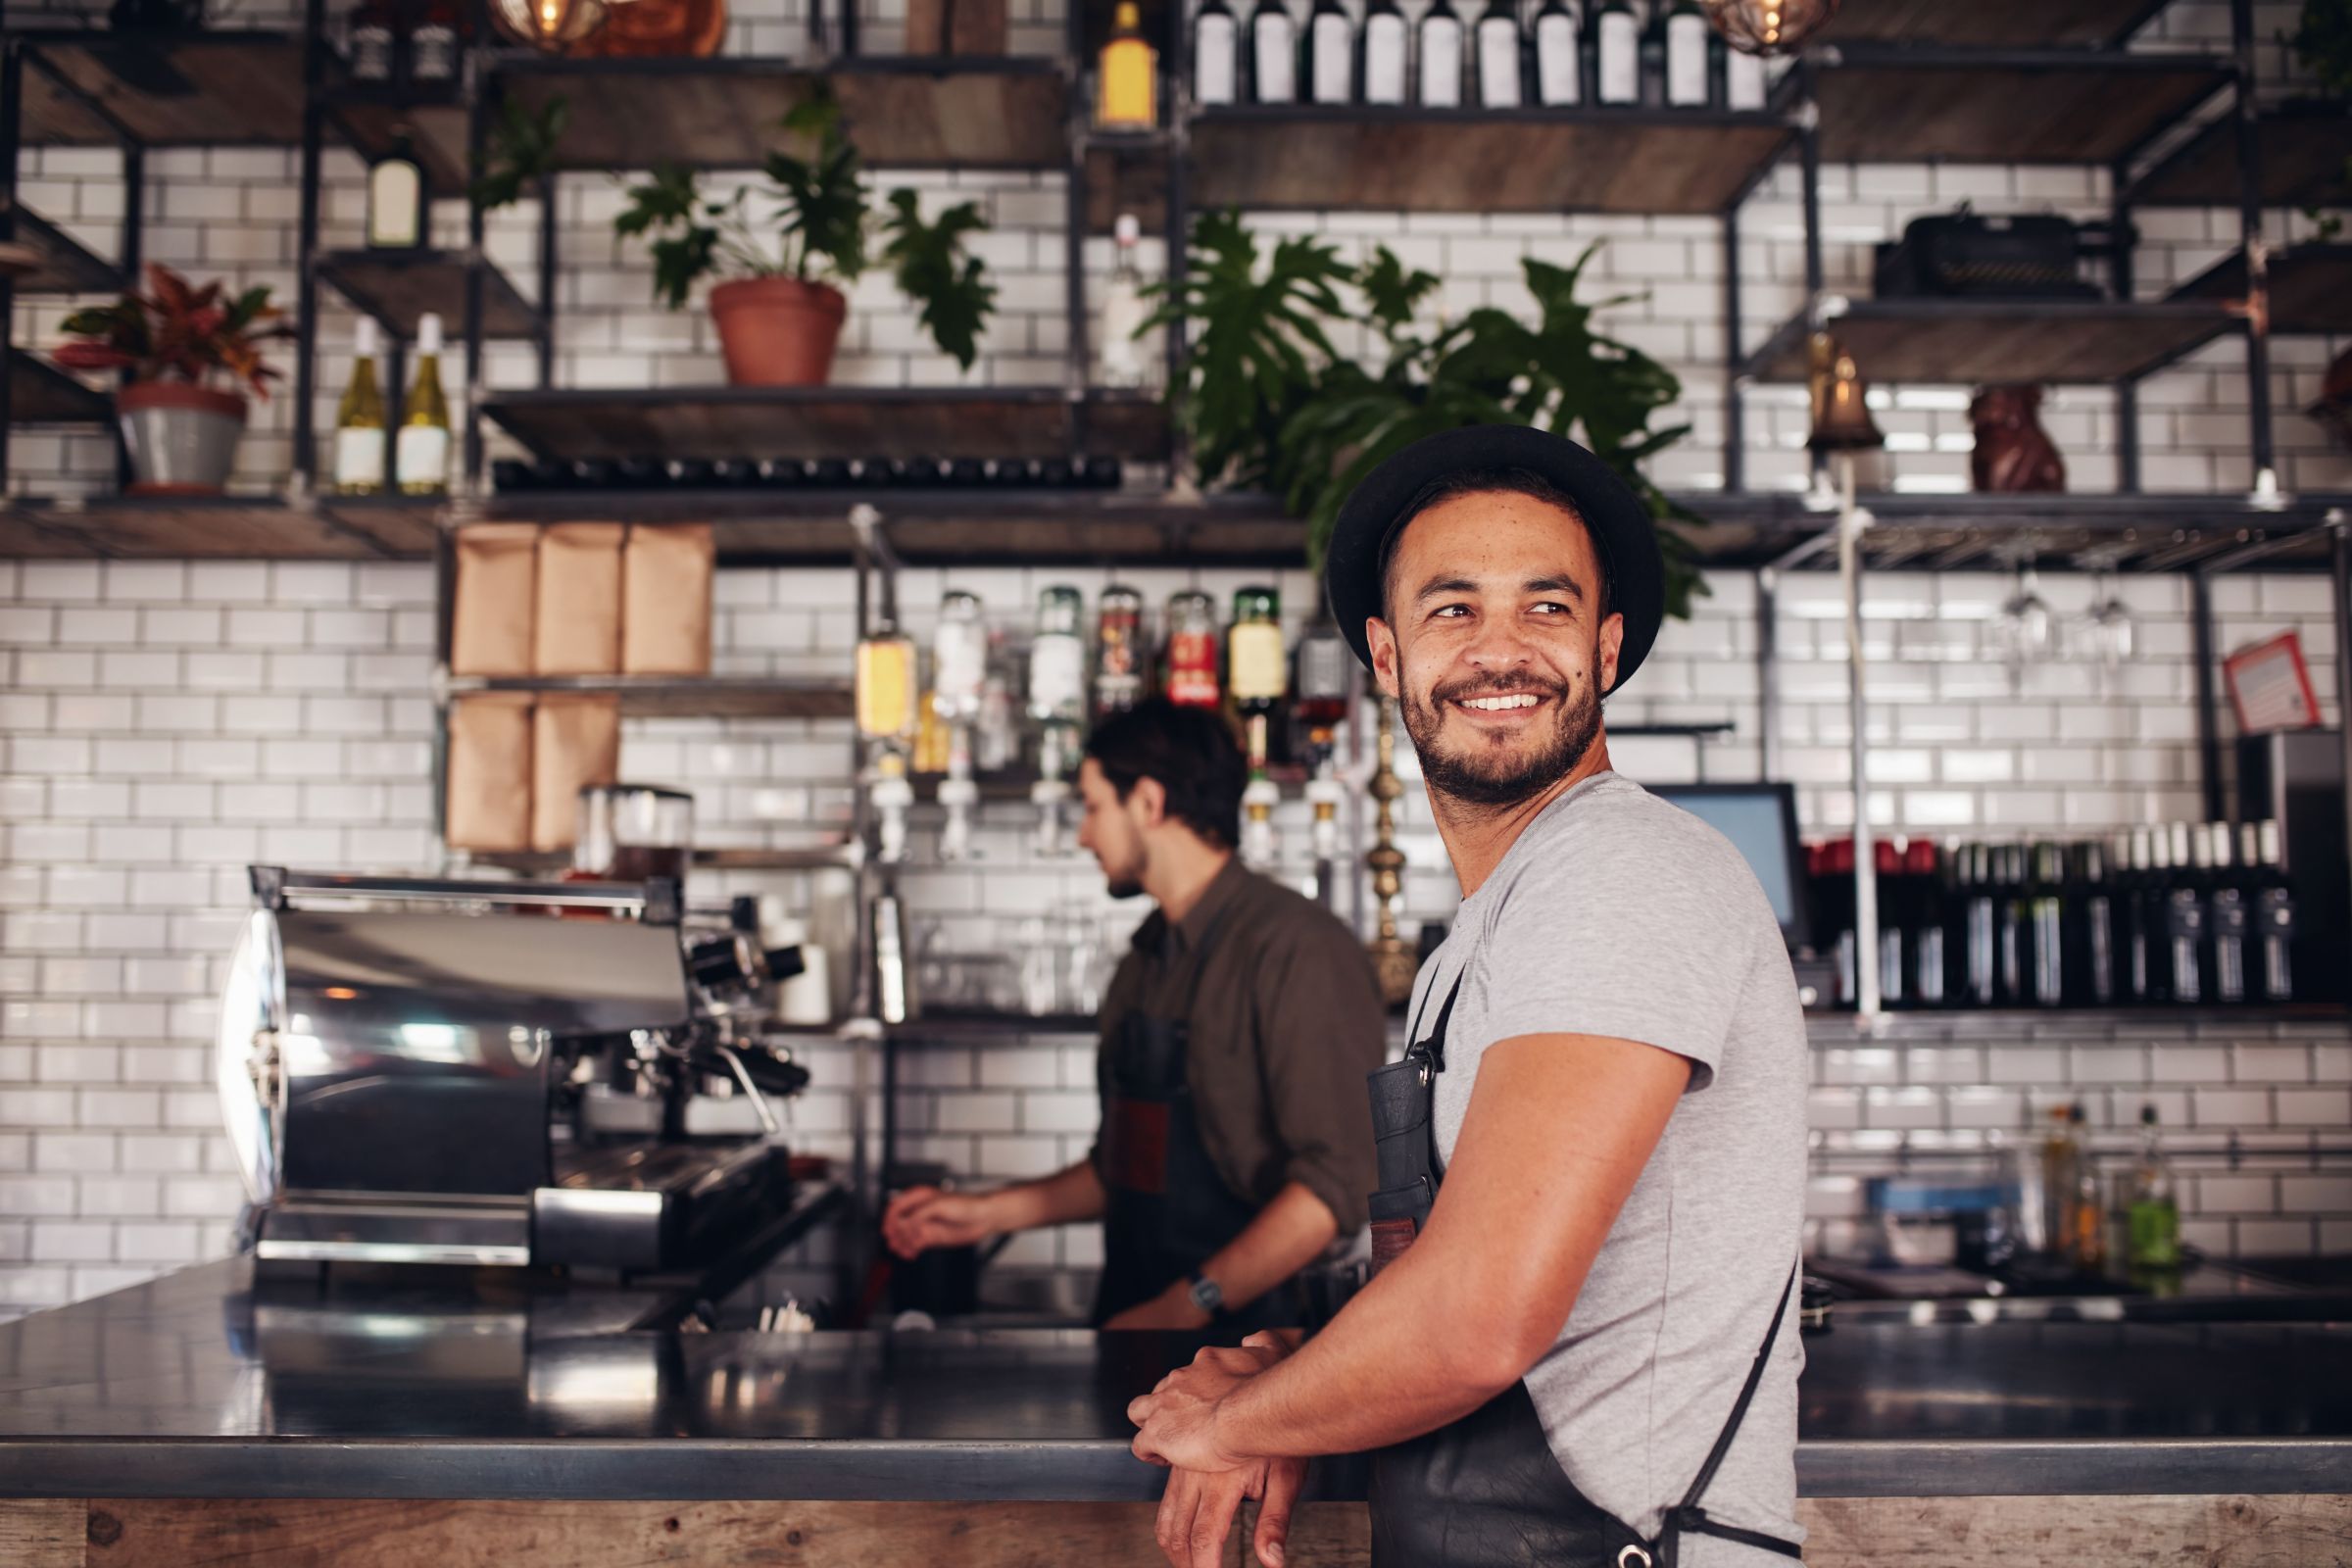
[708, 276, 848, 387]
[117, 381, 248, 495]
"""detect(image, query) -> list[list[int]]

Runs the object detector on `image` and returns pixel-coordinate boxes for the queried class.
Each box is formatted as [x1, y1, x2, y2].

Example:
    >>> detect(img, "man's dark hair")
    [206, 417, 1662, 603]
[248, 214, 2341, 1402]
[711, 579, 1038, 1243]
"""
[1376, 466, 1611, 625]
[1084, 698, 1245, 850]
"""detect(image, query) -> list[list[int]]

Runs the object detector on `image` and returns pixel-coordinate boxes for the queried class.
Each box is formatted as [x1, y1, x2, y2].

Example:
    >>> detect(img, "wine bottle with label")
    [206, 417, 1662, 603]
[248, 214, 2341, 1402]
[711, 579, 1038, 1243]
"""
[1724, 39, 1767, 109]
[367, 129, 426, 250]
[1249, 0, 1298, 103]
[1474, 0, 1525, 107]
[1661, 0, 1710, 107]
[396, 312, 452, 496]
[1098, 0, 1159, 127]
[333, 318, 388, 497]
[1360, 0, 1408, 103]
[1099, 213, 1152, 388]
[1531, 0, 1580, 105]
[1592, 0, 1638, 105]
[1303, 0, 1355, 105]
[1196, 0, 1241, 105]
[2249, 819, 2296, 1003]
[1418, 0, 1464, 106]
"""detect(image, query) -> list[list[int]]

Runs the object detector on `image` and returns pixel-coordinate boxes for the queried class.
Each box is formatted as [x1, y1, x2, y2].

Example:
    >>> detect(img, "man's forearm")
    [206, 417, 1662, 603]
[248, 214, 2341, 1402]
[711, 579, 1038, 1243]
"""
[1198, 1181, 1338, 1310]
[984, 1159, 1108, 1234]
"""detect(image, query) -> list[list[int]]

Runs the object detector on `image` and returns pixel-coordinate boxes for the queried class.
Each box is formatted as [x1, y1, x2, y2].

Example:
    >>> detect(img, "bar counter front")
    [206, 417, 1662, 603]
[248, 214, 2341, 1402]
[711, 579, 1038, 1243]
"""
[2, 1257, 2349, 1567]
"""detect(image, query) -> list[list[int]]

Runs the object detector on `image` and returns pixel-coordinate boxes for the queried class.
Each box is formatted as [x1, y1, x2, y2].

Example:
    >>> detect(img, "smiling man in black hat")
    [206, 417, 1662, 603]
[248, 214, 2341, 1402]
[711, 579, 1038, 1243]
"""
[1129, 425, 1809, 1568]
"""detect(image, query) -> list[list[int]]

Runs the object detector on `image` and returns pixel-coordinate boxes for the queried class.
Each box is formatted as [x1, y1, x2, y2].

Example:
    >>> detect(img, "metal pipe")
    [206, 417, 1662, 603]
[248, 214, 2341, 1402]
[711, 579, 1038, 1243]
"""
[1837, 457, 1879, 1019]
[1795, 79, 1827, 494]
[1060, 0, 1089, 458]
[461, 29, 491, 495]
[536, 172, 558, 388]
[2230, 0, 2277, 494]
[2190, 569, 2226, 821]
[0, 37, 22, 489]
[291, 0, 329, 497]
[1723, 206, 1744, 494]
[2112, 155, 2140, 494]
[2331, 514, 2352, 970]
[1756, 566, 1781, 780]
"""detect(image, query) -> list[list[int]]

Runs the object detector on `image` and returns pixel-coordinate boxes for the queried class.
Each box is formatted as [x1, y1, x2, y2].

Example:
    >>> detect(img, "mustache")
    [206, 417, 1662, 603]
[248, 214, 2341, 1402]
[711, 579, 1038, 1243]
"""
[1430, 672, 1568, 706]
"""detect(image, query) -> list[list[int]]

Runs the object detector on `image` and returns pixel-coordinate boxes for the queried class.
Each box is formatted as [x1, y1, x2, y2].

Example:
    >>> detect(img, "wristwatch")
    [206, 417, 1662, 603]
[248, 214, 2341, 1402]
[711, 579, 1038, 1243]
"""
[1186, 1272, 1226, 1319]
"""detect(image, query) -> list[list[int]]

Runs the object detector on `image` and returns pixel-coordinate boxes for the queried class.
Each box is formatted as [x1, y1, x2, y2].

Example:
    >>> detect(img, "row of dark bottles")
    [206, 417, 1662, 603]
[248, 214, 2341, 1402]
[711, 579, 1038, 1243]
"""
[490, 455, 1127, 493]
[1806, 821, 2297, 1011]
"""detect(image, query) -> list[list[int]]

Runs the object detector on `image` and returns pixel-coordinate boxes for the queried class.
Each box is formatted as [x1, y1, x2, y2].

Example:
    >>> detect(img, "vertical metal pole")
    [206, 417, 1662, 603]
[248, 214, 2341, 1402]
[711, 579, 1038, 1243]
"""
[2112, 155, 2140, 494]
[1756, 565, 1781, 780]
[1062, 0, 1091, 461]
[1161, 0, 1191, 474]
[1838, 460, 1879, 1019]
[1723, 206, 1744, 494]
[2191, 569, 2226, 821]
[461, 35, 491, 494]
[1, 38, 24, 491]
[535, 172, 558, 388]
[1795, 78, 1828, 494]
[114, 142, 147, 491]
[2230, 0, 2277, 495]
[842, 0, 860, 62]
[383, 335, 407, 490]
[292, 0, 329, 497]
[2331, 515, 2352, 965]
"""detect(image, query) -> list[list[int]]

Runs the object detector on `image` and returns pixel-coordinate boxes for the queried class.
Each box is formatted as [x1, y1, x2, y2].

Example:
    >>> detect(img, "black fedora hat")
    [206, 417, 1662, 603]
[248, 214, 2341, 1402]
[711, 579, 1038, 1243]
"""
[1321, 423, 1666, 695]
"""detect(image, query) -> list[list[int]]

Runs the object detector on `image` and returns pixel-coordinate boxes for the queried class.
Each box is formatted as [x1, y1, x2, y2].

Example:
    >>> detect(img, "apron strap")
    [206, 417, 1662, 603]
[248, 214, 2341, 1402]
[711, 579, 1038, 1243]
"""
[1675, 1258, 1799, 1512]
[1406, 967, 1465, 1074]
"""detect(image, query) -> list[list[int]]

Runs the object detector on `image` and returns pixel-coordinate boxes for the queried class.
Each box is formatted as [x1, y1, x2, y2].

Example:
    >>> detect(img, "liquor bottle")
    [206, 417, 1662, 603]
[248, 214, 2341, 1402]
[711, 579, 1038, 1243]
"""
[1957, 842, 1997, 1008]
[367, 131, 426, 251]
[1249, 0, 1298, 103]
[349, 0, 396, 78]
[2070, 1109, 2106, 1274]
[1660, 0, 1709, 107]
[1994, 844, 2030, 1006]
[1724, 39, 1767, 109]
[1291, 615, 1351, 771]
[2026, 842, 2065, 1008]
[1163, 589, 1222, 709]
[1819, 837, 1856, 1007]
[2249, 819, 2296, 1003]
[1359, 0, 1409, 103]
[933, 589, 988, 726]
[1304, 0, 1355, 104]
[2066, 840, 2118, 1007]
[395, 313, 451, 496]
[1030, 586, 1089, 856]
[2126, 1104, 2180, 1272]
[1094, 584, 1147, 719]
[2165, 822, 2206, 1005]
[1531, 0, 1580, 104]
[1195, 0, 1242, 105]
[1474, 0, 1525, 107]
[1099, 0, 1159, 127]
[2038, 1103, 2082, 1259]
[2204, 822, 2249, 1005]
[2124, 826, 2160, 1004]
[410, 0, 460, 81]
[332, 318, 389, 497]
[1100, 214, 1152, 389]
[1418, 0, 1465, 107]
[1228, 585, 1287, 769]
[1905, 840, 1945, 1008]
[1874, 840, 1907, 1009]
[1591, 0, 1639, 105]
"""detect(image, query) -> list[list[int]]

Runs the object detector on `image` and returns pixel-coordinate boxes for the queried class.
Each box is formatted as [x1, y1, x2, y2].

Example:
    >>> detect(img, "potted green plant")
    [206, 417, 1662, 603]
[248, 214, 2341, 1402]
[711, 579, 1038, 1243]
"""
[1145, 211, 1706, 616]
[51, 263, 294, 496]
[615, 91, 996, 385]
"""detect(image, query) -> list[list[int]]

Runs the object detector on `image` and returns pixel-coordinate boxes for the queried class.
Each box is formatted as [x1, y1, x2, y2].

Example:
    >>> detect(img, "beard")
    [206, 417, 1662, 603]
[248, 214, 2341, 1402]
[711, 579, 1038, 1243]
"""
[1104, 872, 1145, 899]
[1399, 653, 1604, 809]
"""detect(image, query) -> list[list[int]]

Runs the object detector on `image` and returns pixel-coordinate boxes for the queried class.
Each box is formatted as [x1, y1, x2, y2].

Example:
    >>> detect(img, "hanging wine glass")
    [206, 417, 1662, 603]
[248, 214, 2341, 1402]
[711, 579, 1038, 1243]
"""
[2084, 566, 2136, 671]
[1996, 558, 2054, 690]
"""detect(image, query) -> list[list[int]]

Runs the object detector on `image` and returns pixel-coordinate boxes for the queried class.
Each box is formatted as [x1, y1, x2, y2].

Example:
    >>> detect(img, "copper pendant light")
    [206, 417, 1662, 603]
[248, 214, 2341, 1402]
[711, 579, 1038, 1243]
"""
[490, 0, 613, 52]
[1701, 0, 1838, 55]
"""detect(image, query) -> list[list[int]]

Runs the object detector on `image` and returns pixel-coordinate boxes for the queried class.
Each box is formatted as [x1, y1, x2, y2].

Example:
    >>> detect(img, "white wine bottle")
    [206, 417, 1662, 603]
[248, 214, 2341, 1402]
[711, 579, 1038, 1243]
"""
[333, 318, 388, 496]
[1359, 0, 1407, 103]
[1475, 0, 1525, 107]
[1249, 0, 1298, 102]
[1592, 0, 1639, 104]
[1662, 0, 1710, 107]
[396, 312, 452, 496]
[1195, 0, 1241, 105]
[1532, 0, 1581, 104]
[1303, 0, 1354, 104]
[367, 128, 425, 249]
[1418, 0, 1464, 106]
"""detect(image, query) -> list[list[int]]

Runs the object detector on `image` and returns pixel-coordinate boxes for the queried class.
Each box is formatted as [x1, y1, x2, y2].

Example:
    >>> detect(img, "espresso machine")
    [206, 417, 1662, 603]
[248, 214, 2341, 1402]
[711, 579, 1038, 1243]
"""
[218, 866, 811, 1274]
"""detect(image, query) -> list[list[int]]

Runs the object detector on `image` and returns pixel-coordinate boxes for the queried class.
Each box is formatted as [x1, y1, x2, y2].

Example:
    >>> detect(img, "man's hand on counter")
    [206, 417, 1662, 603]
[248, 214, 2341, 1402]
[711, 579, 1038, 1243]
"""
[1135, 1335, 1303, 1568]
[880, 1186, 1000, 1259]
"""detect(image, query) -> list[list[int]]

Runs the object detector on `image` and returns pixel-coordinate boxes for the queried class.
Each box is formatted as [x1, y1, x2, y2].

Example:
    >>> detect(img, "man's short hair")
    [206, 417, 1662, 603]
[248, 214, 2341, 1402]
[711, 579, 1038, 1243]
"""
[1377, 465, 1611, 625]
[1084, 698, 1245, 851]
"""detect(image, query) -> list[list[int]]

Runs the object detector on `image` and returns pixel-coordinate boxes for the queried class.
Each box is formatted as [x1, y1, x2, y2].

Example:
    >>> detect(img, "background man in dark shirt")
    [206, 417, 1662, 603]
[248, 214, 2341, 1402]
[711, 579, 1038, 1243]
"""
[882, 699, 1385, 1331]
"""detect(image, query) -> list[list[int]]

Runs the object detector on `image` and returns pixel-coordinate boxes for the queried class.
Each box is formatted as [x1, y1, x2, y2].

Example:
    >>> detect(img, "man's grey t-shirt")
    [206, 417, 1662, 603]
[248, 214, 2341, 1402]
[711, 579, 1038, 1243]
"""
[1409, 771, 1808, 1563]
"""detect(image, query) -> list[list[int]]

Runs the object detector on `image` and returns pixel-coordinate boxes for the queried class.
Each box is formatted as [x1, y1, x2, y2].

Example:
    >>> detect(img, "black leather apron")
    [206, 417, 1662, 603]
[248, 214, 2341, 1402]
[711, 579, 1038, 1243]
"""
[1362, 972, 1802, 1568]
[1092, 904, 1299, 1332]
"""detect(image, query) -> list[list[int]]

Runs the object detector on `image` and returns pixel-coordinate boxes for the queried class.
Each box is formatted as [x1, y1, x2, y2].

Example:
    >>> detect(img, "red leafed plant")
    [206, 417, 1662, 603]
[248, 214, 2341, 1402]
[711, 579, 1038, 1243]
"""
[52, 263, 296, 399]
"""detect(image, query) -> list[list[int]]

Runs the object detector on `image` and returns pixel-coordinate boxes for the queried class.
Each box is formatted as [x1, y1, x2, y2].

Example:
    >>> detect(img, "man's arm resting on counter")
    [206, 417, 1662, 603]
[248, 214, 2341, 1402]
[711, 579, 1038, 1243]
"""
[1120, 1181, 1340, 1328]
[1208, 1032, 1690, 1457]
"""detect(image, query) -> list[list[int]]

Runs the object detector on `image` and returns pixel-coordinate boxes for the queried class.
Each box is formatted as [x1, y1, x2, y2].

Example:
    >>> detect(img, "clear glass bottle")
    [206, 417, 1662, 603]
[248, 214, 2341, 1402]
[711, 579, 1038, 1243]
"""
[933, 589, 989, 725]
[2126, 1103, 2180, 1272]
[1164, 589, 1222, 709]
[1100, 214, 1153, 389]
[1029, 586, 1089, 731]
[1094, 584, 1147, 719]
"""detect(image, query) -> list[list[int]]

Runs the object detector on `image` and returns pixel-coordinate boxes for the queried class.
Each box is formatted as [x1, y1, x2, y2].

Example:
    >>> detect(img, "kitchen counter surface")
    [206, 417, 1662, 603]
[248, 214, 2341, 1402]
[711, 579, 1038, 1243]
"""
[3, 1258, 2350, 1503]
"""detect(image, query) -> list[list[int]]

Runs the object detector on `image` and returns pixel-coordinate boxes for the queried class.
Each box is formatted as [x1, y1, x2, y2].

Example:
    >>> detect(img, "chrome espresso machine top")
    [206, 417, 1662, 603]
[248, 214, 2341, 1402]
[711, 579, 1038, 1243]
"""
[218, 867, 810, 1273]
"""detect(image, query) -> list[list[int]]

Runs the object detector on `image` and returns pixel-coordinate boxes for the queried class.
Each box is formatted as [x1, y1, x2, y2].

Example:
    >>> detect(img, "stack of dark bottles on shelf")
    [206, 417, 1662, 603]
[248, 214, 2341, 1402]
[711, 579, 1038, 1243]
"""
[488, 456, 1126, 493]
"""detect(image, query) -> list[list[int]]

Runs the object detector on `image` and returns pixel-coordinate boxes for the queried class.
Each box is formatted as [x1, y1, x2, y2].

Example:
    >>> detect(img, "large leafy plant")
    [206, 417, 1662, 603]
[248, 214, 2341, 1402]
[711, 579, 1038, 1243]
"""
[52, 263, 294, 397]
[614, 92, 997, 368]
[1146, 212, 1705, 617]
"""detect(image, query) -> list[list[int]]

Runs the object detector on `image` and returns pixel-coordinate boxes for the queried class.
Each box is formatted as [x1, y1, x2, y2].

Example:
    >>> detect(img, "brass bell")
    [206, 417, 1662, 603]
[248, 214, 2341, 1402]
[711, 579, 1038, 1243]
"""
[1808, 334, 1885, 453]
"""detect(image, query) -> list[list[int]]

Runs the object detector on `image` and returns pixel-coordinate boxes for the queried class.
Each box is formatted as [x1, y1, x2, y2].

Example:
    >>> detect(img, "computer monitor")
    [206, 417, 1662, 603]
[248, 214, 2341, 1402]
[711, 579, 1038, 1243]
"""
[1649, 782, 1809, 950]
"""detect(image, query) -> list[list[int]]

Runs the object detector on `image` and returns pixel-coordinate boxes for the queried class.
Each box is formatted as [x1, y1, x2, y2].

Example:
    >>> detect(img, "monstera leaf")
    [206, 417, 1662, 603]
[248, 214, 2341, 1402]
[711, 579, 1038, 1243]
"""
[883, 190, 997, 371]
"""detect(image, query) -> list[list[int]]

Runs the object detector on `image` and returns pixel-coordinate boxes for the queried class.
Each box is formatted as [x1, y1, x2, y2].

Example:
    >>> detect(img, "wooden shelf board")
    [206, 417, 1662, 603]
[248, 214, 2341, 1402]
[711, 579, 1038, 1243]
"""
[1813, 55, 2230, 165]
[8, 206, 123, 295]
[1188, 108, 1794, 215]
[1818, 0, 2169, 46]
[494, 58, 1068, 172]
[7, 496, 405, 560]
[20, 31, 308, 147]
[9, 351, 112, 425]
[318, 250, 543, 340]
[1748, 299, 2234, 385]
[2132, 102, 2352, 209]
[448, 674, 857, 720]
[480, 387, 1169, 464]
[0, 507, 107, 557]
[2170, 245, 2352, 336]
[1086, 140, 1169, 234]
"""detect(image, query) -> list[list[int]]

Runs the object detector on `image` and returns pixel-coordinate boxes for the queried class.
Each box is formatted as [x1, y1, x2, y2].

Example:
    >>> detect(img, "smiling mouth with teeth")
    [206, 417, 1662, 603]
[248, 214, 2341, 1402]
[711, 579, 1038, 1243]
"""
[1456, 693, 1544, 711]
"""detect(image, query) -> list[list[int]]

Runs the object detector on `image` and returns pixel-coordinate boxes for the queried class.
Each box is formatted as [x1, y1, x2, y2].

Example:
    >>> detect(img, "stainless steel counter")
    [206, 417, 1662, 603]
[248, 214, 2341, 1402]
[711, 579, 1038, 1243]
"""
[2, 1255, 2349, 1503]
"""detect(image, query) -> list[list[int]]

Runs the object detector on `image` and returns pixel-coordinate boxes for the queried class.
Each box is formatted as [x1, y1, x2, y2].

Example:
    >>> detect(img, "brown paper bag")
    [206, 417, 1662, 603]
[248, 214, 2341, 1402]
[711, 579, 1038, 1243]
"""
[533, 522, 626, 675]
[445, 694, 534, 853]
[449, 524, 538, 676]
[622, 523, 715, 676]
[531, 695, 622, 854]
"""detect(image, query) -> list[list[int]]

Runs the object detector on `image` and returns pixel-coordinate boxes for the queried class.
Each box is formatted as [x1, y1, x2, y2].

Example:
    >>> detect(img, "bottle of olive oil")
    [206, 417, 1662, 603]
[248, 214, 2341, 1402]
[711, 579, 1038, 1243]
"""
[395, 312, 451, 496]
[333, 318, 388, 496]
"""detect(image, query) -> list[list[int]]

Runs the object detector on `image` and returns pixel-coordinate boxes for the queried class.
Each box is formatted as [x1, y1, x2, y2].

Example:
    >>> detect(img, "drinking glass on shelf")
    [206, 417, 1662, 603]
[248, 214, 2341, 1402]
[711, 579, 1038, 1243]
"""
[1018, 917, 1060, 1016]
[1995, 561, 2055, 690]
